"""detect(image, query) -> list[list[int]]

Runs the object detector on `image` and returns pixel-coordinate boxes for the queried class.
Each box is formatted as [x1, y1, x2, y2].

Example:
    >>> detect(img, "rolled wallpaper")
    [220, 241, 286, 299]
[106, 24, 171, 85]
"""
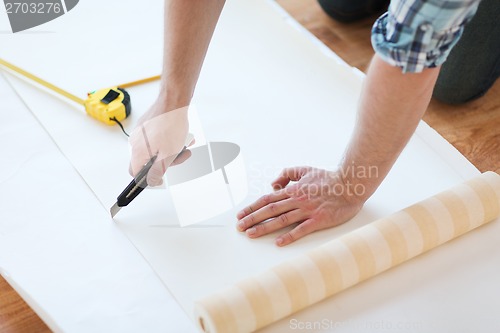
[194, 172, 500, 333]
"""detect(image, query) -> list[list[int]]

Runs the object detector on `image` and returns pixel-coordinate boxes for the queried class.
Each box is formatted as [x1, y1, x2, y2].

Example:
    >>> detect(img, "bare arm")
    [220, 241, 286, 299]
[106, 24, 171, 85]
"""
[340, 54, 440, 202]
[158, 0, 226, 110]
[237, 54, 440, 246]
[129, 0, 225, 184]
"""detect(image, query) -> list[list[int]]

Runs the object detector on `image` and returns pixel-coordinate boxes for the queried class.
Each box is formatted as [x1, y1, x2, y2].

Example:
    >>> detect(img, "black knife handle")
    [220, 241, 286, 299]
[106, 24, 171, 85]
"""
[116, 155, 157, 207]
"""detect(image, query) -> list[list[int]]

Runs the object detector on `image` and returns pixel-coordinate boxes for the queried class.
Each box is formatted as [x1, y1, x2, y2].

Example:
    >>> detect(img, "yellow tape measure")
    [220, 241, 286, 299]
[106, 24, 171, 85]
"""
[85, 87, 131, 125]
[0, 58, 160, 126]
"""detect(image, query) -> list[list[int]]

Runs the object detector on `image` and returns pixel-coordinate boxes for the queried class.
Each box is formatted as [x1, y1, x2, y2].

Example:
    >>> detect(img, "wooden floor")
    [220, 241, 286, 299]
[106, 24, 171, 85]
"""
[0, 279, 50, 332]
[278, 0, 500, 174]
[1, 0, 499, 331]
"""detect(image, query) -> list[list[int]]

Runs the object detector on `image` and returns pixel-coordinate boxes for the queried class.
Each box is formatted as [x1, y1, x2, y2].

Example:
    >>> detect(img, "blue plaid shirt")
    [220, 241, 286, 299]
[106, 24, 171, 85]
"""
[372, 0, 482, 73]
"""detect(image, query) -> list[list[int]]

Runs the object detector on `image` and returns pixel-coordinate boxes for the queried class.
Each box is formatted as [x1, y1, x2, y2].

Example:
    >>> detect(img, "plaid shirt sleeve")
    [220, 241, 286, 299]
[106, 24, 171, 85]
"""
[371, 0, 482, 73]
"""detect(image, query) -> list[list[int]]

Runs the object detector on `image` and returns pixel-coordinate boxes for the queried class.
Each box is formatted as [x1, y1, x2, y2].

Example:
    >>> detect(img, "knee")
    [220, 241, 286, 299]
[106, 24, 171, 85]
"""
[432, 84, 473, 105]
[318, 0, 389, 22]
[433, 74, 494, 105]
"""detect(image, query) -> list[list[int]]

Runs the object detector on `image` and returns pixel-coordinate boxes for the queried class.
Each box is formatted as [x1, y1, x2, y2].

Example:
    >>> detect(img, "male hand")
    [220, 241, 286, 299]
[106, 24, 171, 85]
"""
[237, 167, 365, 246]
[129, 101, 192, 186]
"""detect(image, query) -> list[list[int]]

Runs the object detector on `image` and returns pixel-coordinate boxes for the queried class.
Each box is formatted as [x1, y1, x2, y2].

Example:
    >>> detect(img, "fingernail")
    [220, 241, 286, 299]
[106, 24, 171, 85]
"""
[246, 227, 256, 236]
[237, 220, 245, 231]
[276, 238, 283, 246]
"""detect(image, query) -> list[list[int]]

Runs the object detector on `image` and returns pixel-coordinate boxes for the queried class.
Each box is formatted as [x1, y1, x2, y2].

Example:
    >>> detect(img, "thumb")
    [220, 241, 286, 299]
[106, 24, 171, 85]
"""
[272, 167, 309, 190]
[146, 154, 177, 187]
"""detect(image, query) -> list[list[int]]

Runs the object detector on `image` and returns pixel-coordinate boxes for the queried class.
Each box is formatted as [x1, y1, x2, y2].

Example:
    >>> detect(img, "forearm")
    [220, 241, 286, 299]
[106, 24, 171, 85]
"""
[159, 0, 225, 109]
[129, 1, 224, 179]
[340, 54, 440, 201]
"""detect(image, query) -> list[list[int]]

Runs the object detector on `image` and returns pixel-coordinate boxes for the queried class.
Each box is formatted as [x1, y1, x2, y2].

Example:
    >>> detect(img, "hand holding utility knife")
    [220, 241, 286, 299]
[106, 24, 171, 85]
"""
[110, 134, 194, 218]
[110, 155, 157, 218]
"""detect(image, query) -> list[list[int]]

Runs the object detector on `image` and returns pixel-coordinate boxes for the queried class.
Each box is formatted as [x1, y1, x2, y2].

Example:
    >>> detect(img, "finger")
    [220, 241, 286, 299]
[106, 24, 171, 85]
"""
[236, 189, 289, 220]
[271, 167, 310, 190]
[129, 125, 155, 177]
[238, 197, 297, 231]
[146, 160, 166, 187]
[171, 149, 192, 166]
[146, 154, 177, 187]
[245, 209, 307, 238]
[129, 148, 154, 177]
[275, 219, 317, 247]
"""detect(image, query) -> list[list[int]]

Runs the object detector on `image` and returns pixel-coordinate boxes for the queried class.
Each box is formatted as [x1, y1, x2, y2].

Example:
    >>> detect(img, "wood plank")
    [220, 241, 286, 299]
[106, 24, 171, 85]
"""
[277, 0, 500, 173]
[0, 276, 50, 333]
[425, 85, 500, 174]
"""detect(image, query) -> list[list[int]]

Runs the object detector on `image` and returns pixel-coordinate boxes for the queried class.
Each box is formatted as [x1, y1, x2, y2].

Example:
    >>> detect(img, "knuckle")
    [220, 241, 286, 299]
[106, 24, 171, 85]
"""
[273, 183, 284, 191]
[289, 197, 304, 210]
[261, 194, 271, 205]
[278, 213, 289, 226]
[254, 223, 265, 235]
[286, 185, 300, 197]
[295, 223, 308, 235]
[290, 223, 311, 241]
[283, 232, 295, 243]
[293, 190, 308, 201]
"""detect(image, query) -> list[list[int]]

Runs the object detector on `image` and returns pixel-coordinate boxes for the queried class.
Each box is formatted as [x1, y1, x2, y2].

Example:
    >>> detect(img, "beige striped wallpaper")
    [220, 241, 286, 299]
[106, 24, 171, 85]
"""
[194, 171, 500, 333]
